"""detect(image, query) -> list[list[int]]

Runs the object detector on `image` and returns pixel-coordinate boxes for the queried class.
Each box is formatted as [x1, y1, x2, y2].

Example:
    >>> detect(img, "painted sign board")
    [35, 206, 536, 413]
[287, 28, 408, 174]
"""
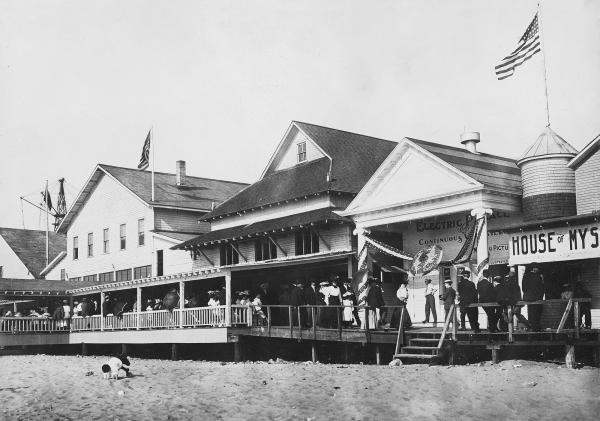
[509, 222, 600, 265]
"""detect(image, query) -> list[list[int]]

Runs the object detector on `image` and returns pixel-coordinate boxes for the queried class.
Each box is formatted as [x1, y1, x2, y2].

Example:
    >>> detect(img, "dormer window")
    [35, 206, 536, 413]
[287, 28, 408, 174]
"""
[297, 142, 307, 163]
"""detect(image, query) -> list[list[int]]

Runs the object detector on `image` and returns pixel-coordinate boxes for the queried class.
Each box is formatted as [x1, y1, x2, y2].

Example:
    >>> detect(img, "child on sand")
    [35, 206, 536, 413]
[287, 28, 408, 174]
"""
[101, 354, 131, 379]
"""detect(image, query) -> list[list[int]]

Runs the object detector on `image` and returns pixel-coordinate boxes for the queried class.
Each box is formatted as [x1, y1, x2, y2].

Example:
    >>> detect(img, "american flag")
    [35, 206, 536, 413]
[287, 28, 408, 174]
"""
[495, 13, 541, 80]
[138, 130, 151, 170]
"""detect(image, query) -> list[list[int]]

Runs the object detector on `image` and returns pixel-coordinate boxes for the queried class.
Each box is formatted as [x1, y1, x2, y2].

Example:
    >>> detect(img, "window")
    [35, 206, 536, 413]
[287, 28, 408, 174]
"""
[68, 276, 81, 282]
[120, 224, 126, 250]
[60, 269, 65, 280]
[134, 265, 152, 279]
[115, 268, 132, 282]
[255, 238, 277, 261]
[156, 250, 164, 276]
[99, 271, 114, 283]
[103, 228, 109, 253]
[83, 274, 97, 283]
[220, 243, 239, 266]
[297, 142, 307, 163]
[295, 229, 319, 255]
[87, 233, 94, 257]
[73, 237, 79, 260]
[138, 218, 145, 246]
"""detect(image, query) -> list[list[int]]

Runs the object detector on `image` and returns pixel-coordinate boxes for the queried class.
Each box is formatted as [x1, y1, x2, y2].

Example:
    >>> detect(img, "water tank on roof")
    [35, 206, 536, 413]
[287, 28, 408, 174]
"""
[517, 127, 578, 221]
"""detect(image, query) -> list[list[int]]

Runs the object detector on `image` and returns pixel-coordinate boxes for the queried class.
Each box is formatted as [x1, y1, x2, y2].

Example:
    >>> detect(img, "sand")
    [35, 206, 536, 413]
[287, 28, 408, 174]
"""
[0, 355, 599, 420]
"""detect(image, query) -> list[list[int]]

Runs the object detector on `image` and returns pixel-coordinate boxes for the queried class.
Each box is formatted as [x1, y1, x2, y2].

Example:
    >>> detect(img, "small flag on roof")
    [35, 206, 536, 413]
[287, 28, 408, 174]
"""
[495, 12, 541, 80]
[43, 186, 53, 211]
[138, 129, 151, 170]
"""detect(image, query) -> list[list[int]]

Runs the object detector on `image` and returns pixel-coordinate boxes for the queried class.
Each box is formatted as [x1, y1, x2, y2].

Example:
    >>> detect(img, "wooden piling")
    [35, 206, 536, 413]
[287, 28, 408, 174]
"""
[81, 342, 88, 356]
[565, 344, 575, 369]
[311, 341, 317, 363]
[171, 343, 179, 361]
[375, 344, 381, 365]
[491, 348, 499, 364]
[233, 341, 242, 362]
[121, 343, 128, 355]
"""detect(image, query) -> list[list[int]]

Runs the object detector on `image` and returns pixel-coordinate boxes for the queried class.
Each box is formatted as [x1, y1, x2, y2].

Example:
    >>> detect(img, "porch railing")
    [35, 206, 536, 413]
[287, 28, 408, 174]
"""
[0, 317, 62, 333]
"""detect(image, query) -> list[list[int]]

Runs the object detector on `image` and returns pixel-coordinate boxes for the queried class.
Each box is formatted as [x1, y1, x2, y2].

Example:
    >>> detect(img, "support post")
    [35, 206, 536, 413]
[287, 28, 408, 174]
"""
[225, 271, 232, 327]
[593, 346, 600, 368]
[234, 339, 242, 362]
[179, 280, 185, 329]
[13, 302, 17, 313]
[337, 307, 342, 340]
[100, 291, 105, 332]
[452, 305, 458, 340]
[171, 343, 179, 361]
[288, 306, 293, 338]
[121, 343, 128, 355]
[311, 341, 317, 363]
[491, 348, 499, 364]
[507, 306, 514, 343]
[375, 344, 381, 365]
[312, 306, 317, 340]
[267, 306, 272, 336]
[136, 287, 141, 330]
[81, 342, 88, 356]
[565, 344, 575, 369]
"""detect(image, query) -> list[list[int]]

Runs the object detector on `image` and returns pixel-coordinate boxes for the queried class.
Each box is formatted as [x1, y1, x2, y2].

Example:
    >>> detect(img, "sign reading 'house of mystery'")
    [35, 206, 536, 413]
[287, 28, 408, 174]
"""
[509, 222, 600, 265]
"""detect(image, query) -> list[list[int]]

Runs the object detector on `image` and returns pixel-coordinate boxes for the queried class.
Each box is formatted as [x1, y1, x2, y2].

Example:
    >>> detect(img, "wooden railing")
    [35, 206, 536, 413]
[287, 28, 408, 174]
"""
[438, 303, 455, 349]
[0, 317, 62, 333]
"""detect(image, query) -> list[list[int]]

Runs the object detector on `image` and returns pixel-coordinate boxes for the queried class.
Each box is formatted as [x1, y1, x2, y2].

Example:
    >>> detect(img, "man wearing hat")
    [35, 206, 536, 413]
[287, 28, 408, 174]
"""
[477, 269, 497, 332]
[457, 270, 480, 332]
[440, 279, 456, 325]
[422, 278, 438, 326]
[522, 264, 544, 331]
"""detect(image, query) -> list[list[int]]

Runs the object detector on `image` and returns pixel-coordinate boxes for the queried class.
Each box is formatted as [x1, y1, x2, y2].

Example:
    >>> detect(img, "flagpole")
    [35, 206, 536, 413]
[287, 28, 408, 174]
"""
[151, 126, 155, 202]
[45, 180, 49, 267]
[537, 1, 551, 127]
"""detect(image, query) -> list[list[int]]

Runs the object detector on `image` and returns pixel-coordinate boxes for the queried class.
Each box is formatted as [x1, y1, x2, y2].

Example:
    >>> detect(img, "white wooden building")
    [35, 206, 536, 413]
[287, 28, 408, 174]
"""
[49, 161, 247, 283]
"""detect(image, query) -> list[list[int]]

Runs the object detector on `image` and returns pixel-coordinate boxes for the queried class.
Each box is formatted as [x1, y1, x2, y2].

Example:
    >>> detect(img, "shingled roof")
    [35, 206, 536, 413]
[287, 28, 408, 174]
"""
[0, 278, 99, 295]
[202, 122, 521, 220]
[202, 122, 398, 220]
[58, 164, 248, 233]
[0, 228, 66, 278]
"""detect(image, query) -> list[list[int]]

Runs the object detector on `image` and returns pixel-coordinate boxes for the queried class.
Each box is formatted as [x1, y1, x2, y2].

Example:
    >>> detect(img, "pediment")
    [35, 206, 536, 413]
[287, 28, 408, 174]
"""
[344, 139, 482, 214]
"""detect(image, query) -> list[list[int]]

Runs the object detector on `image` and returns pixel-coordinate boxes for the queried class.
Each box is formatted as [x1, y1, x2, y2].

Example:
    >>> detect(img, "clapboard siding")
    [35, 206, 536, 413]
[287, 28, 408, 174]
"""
[154, 208, 209, 233]
[575, 149, 600, 214]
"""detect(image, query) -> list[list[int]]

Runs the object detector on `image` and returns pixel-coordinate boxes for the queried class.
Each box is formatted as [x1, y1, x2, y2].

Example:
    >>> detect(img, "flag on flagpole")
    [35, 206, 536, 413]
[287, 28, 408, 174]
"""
[495, 12, 541, 80]
[43, 186, 53, 211]
[138, 130, 151, 170]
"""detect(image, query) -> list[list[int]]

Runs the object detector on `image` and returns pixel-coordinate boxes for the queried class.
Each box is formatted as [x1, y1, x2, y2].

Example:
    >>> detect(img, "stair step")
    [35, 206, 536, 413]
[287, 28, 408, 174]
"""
[410, 338, 445, 344]
[402, 346, 439, 351]
[393, 353, 437, 360]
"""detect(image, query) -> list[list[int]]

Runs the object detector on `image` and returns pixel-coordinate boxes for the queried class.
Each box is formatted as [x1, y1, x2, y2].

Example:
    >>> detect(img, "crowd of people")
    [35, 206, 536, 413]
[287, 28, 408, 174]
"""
[435, 265, 593, 332]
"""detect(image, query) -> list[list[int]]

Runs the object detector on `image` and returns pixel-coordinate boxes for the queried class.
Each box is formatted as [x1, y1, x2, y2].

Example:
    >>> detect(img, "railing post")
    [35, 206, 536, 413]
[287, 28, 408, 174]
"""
[337, 306, 342, 340]
[297, 306, 302, 339]
[289, 306, 293, 338]
[312, 306, 317, 340]
[136, 287, 141, 331]
[507, 306, 514, 343]
[179, 280, 185, 329]
[452, 304, 458, 340]
[100, 291, 105, 332]
[224, 272, 232, 327]
[365, 307, 370, 331]
[574, 300, 580, 339]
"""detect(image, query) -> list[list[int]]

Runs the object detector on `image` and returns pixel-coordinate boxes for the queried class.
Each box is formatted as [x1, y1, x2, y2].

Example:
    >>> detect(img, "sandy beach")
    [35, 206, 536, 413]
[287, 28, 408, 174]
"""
[0, 355, 599, 420]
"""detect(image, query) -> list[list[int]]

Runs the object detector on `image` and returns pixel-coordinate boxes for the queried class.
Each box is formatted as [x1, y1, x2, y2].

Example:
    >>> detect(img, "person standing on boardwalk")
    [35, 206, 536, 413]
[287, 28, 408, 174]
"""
[476, 269, 497, 332]
[422, 278, 438, 325]
[303, 280, 318, 327]
[396, 280, 412, 329]
[440, 279, 456, 325]
[457, 270, 480, 332]
[522, 264, 544, 331]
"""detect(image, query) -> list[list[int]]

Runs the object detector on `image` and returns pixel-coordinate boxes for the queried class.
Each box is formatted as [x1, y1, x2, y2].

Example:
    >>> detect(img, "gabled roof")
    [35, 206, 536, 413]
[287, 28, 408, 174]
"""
[517, 127, 578, 165]
[203, 122, 521, 220]
[0, 228, 66, 279]
[568, 133, 600, 170]
[174, 208, 349, 249]
[408, 138, 522, 192]
[202, 122, 398, 220]
[58, 164, 248, 233]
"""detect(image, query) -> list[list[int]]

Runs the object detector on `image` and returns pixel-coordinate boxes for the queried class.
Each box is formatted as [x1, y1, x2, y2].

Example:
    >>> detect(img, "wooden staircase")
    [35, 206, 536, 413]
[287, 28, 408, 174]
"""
[393, 332, 450, 363]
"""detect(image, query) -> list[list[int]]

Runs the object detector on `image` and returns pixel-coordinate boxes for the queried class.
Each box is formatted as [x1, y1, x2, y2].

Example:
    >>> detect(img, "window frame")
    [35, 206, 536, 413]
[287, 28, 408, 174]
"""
[73, 236, 79, 260]
[220, 243, 239, 266]
[99, 271, 114, 283]
[82, 274, 97, 283]
[254, 238, 277, 261]
[137, 218, 145, 246]
[87, 232, 94, 257]
[103, 228, 109, 254]
[120, 223, 127, 250]
[294, 229, 319, 256]
[297, 141, 307, 163]
[133, 265, 152, 279]
[115, 268, 132, 282]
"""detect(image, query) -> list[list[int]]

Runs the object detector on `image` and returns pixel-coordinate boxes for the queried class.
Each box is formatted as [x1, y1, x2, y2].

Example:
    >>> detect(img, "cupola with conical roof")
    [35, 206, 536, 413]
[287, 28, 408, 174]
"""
[517, 127, 579, 221]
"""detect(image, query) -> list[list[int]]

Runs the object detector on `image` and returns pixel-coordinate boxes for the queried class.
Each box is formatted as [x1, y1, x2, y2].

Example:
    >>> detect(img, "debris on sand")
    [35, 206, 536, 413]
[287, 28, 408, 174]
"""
[389, 359, 403, 367]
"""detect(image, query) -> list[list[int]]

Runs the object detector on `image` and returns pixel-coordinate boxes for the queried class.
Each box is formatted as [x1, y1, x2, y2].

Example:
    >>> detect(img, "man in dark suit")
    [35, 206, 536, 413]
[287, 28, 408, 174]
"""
[476, 269, 497, 332]
[440, 279, 456, 326]
[458, 270, 480, 332]
[522, 265, 544, 331]
[303, 280, 318, 327]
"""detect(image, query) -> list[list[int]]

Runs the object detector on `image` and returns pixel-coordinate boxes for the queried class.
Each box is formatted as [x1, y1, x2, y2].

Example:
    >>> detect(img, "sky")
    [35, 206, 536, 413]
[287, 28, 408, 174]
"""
[0, 0, 598, 229]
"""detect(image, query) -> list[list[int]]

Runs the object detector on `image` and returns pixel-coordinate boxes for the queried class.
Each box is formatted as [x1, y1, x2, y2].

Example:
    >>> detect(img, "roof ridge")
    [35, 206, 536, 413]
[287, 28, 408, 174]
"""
[98, 164, 249, 185]
[407, 137, 518, 163]
[293, 121, 398, 146]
